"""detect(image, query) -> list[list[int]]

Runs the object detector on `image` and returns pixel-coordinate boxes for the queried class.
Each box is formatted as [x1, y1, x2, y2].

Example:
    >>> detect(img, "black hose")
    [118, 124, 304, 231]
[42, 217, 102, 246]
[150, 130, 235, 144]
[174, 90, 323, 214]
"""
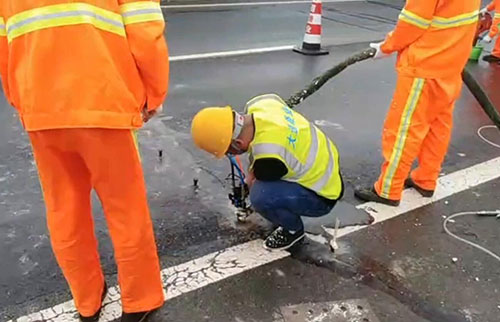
[286, 47, 376, 108]
[462, 65, 500, 131]
[285, 47, 500, 132]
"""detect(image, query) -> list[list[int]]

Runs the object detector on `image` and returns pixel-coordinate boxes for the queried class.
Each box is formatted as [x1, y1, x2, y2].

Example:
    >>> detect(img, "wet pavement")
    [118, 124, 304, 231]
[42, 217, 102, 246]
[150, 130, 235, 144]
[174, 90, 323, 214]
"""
[156, 258, 428, 322]
[2, 1, 500, 321]
[163, 1, 398, 56]
[152, 179, 500, 322]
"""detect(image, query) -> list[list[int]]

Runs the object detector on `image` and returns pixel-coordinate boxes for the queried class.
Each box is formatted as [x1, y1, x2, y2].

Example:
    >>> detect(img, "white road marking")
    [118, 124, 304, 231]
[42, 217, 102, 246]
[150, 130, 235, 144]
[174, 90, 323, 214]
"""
[161, 0, 358, 10]
[170, 45, 295, 62]
[10, 156, 500, 321]
[11, 240, 288, 322]
[332, 156, 500, 238]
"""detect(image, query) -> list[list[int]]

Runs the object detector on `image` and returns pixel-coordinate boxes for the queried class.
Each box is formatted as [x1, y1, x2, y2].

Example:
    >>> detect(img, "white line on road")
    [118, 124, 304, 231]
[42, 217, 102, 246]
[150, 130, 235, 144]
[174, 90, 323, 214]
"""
[161, 0, 358, 10]
[170, 45, 295, 62]
[10, 156, 500, 321]
[11, 240, 289, 322]
[334, 156, 500, 238]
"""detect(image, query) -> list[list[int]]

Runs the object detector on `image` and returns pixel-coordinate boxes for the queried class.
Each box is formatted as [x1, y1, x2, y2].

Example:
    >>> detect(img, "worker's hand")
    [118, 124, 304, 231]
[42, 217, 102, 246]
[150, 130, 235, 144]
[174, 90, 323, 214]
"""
[143, 104, 163, 123]
[369, 42, 390, 59]
[482, 35, 493, 43]
[245, 171, 256, 189]
[480, 7, 489, 15]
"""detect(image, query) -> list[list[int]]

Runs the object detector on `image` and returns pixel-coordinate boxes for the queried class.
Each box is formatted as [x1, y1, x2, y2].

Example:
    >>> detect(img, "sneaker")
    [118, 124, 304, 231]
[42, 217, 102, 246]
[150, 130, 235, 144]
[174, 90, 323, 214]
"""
[482, 54, 500, 63]
[79, 282, 108, 322]
[121, 310, 154, 322]
[404, 178, 434, 198]
[264, 227, 305, 251]
[354, 186, 400, 207]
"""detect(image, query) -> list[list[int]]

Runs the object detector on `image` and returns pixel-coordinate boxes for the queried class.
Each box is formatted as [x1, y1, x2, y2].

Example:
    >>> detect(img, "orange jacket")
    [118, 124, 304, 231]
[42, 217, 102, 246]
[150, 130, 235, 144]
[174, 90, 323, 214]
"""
[487, 0, 500, 38]
[0, 0, 169, 131]
[381, 0, 481, 79]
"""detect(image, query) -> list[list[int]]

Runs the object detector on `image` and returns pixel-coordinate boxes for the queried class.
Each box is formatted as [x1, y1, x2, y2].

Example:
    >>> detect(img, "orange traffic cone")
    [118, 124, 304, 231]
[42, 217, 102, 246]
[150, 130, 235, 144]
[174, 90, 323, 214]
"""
[294, 0, 329, 55]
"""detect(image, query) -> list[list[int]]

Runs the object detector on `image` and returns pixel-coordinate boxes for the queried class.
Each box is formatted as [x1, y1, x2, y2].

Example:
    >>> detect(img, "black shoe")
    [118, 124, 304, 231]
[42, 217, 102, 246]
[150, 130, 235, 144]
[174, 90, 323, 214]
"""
[79, 282, 108, 322]
[121, 310, 154, 322]
[264, 227, 305, 251]
[354, 186, 400, 207]
[404, 178, 434, 198]
[482, 54, 500, 63]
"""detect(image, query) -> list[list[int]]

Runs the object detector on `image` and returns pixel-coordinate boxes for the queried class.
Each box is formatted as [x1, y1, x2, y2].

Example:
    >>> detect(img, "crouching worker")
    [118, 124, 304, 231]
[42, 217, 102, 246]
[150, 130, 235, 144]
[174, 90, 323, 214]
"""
[191, 94, 344, 251]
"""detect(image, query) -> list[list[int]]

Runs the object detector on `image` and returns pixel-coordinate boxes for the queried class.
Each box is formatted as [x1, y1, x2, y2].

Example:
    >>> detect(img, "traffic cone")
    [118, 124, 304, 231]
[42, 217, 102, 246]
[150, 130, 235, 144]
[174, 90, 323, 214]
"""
[294, 0, 329, 55]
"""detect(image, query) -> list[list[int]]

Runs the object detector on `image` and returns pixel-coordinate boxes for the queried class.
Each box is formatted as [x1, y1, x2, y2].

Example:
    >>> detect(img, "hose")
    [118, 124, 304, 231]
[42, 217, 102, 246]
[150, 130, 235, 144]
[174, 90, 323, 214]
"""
[228, 155, 245, 185]
[443, 211, 500, 263]
[286, 47, 376, 108]
[285, 48, 500, 133]
[442, 124, 500, 263]
[478, 125, 500, 149]
[462, 65, 500, 131]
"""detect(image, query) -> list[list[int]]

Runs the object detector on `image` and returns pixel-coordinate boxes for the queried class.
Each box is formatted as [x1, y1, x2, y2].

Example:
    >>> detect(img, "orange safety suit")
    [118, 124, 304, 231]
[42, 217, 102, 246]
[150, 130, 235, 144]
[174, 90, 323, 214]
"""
[487, 0, 500, 57]
[375, 0, 480, 201]
[0, 0, 169, 317]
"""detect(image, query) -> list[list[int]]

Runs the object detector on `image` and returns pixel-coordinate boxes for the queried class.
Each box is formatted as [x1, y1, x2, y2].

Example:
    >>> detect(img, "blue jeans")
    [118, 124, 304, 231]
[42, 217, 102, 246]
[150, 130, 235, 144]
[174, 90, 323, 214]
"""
[250, 180, 336, 232]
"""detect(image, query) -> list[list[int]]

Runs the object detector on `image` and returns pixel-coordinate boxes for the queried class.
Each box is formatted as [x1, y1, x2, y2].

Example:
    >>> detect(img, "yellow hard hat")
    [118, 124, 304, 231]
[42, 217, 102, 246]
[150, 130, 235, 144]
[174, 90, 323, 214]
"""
[191, 106, 234, 159]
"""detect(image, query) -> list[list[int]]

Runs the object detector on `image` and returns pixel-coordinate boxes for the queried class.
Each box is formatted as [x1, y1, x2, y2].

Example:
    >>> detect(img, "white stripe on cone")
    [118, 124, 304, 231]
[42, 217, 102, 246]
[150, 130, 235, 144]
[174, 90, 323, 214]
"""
[310, 3, 321, 14]
[308, 13, 322, 25]
[301, 0, 323, 46]
[303, 33, 321, 44]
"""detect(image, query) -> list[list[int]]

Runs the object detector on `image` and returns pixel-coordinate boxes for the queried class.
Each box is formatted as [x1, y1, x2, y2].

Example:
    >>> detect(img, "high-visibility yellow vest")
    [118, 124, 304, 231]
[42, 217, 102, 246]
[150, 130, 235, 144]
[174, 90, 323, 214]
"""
[246, 94, 343, 200]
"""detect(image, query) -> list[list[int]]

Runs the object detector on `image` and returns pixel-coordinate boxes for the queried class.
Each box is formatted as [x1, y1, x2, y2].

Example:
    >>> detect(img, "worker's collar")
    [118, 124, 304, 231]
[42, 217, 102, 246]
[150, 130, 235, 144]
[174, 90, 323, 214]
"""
[232, 111, 245, 140]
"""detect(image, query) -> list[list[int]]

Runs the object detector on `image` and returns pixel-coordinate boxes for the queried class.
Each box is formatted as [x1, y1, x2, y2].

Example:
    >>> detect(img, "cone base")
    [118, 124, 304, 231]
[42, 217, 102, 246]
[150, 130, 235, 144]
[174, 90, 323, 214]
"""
[293, 45, 329, 56]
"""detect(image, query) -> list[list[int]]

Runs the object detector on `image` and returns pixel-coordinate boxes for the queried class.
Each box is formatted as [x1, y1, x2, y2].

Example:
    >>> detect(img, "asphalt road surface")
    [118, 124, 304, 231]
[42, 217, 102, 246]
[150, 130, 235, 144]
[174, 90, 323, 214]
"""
[1, 1, 500, 322]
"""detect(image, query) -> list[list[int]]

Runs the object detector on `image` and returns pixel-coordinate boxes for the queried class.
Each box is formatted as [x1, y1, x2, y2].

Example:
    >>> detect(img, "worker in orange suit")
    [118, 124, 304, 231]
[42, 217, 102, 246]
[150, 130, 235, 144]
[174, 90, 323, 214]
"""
[355, 0, 480, 206]
[481, 0, 500, 63]
[0, 1, 169, 321]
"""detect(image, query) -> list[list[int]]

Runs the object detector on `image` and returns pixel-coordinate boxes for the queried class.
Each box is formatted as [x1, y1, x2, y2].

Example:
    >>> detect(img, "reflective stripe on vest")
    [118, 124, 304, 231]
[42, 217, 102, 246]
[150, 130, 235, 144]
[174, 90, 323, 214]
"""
[120, 2, 164, 25]
[252, 124, 322, 179]
[431, 10, 479, 29]
[399, 9, 431, 29]
[245, 93, 286, 111]
[6, 3, 125, 42]
[399, 9, 479, 30]
[311, 140, 334, 192]
[3, 2, 164, 43]
[247, 94, 342, 199]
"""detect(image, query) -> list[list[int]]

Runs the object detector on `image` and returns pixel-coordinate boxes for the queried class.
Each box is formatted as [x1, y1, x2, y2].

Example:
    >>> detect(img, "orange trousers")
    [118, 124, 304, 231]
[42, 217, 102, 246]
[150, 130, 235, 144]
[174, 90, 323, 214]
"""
[374, 74, 463, 201]
[493, 36, 500, 57]
[491, 18, 500, 57]
[29, 129, 164, 316]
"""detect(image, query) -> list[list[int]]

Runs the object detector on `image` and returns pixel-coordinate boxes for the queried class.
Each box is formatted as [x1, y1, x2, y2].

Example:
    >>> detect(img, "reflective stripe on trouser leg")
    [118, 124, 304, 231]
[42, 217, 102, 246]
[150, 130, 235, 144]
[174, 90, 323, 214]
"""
[376, 78, 426, 200]
[28, 130, 105, 317]
[131, 130, 141, 162]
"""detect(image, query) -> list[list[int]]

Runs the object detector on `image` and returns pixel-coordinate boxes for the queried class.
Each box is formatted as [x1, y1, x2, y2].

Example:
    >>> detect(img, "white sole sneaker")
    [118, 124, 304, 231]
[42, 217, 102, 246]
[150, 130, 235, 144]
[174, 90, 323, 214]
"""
[263, 233, 305, 251]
